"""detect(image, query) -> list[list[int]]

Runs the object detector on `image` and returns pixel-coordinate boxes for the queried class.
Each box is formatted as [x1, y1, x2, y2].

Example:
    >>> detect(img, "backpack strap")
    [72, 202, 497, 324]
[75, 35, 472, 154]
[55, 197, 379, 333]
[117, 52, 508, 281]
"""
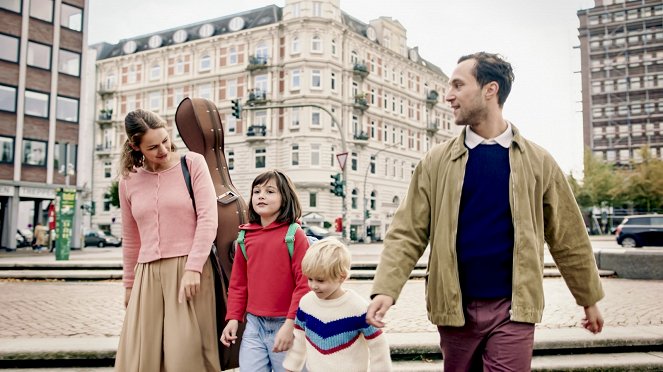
[285, 223, 300, 258]
[237, 230, 247, 260]
[180, 155, 196, 212]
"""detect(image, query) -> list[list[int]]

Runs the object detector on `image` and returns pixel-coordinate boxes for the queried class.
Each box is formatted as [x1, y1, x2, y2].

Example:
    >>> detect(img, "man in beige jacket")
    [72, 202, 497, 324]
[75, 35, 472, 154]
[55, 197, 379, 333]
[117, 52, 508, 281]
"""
[367, 52, 604, 372]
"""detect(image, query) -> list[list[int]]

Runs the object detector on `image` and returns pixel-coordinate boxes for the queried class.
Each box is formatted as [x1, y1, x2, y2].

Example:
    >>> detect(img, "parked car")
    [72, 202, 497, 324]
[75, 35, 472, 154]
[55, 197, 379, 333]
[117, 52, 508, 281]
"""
[615, 214, 663, 248]
[302, 225, 330, 240]
[84, 230, 121, 247]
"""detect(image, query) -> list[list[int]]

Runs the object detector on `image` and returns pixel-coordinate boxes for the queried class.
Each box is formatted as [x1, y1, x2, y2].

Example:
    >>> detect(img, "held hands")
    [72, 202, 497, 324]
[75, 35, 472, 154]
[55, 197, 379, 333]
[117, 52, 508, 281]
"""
[272, 319, 295, 352]
[220, 319, 239, 347]
[582, 304, 604, 334]
[178, 270, 201, 303]
[366, 295, 395, 328]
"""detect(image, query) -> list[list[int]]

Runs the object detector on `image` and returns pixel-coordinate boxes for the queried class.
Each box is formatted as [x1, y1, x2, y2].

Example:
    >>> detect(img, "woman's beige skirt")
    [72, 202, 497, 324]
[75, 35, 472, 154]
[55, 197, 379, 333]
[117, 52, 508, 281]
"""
[115, 256, 221, 372]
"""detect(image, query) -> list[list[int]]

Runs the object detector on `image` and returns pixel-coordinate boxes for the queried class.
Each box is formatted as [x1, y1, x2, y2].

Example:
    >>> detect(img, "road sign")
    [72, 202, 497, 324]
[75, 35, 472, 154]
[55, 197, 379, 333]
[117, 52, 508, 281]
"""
[336, 152, 348, 171]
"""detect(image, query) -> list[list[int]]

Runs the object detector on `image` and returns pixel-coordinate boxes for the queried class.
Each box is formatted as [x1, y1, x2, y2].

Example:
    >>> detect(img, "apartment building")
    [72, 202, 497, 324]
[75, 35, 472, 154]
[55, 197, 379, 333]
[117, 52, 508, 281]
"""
[93, 0, 456, 241]
[578, 0, 663, 165]
[0, 0, 89, 250]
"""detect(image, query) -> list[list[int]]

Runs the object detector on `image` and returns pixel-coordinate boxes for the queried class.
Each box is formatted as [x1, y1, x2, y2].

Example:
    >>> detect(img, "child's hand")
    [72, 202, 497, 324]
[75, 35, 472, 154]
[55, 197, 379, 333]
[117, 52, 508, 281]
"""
[220, 320, 239, 347]
[272, 319, 295, 352]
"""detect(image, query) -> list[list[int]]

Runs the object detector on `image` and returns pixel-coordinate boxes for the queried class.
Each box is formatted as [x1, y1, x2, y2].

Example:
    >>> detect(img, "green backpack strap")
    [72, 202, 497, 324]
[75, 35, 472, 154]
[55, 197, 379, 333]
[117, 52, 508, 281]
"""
[284, 223, 300, 258]
[239, 223, 299, 261]
[237, 230, 247, 260]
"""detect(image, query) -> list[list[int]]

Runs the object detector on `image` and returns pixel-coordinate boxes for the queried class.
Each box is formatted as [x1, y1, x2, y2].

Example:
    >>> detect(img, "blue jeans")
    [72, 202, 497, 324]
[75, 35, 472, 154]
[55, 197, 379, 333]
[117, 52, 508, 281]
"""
[239, 313, 287, 372]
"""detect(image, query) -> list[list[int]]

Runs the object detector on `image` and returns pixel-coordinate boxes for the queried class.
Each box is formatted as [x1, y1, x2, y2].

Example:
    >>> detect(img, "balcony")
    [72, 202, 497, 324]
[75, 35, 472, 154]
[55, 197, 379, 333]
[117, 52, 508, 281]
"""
[427, 120, 440, 134]
[97, 109, 113, 123]
[426, 90, 439, 107]
[246, 55, 269, 72]
[353, 94, 369, 112]
[246, 125, 267, 141]
[246, 90, 269, 106]
[352, 131, 369, 146]
[352, 63, 369, 79]
[98, 83, 117, 95]
[95, 144, 113, 156]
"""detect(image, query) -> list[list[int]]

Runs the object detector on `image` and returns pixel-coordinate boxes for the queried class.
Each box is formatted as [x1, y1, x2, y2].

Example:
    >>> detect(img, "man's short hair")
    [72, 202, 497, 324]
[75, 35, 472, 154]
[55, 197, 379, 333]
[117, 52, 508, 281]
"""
[458, 52, 515, 107]
[301, 238, 351, 280]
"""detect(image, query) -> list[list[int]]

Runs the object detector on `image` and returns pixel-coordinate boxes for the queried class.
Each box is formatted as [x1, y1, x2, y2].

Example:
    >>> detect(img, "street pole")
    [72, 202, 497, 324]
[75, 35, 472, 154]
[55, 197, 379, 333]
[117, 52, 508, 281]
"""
[361, 143, 398, 242]
[242, 103, 348, 239]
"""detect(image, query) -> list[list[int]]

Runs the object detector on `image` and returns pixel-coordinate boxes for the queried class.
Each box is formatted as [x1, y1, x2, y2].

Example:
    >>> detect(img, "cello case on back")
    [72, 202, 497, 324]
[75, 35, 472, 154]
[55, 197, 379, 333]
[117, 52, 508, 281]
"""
[175, 97, 246, 370]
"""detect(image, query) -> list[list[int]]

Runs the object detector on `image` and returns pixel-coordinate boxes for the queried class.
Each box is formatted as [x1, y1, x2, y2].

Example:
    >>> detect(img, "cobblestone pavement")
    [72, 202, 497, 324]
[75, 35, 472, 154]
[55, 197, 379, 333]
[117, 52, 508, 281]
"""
[1, 277, 662, 339]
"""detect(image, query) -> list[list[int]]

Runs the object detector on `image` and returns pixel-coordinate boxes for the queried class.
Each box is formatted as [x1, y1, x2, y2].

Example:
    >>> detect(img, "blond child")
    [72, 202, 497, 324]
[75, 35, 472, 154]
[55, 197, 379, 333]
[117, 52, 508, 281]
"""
[283, 239, 392, 372]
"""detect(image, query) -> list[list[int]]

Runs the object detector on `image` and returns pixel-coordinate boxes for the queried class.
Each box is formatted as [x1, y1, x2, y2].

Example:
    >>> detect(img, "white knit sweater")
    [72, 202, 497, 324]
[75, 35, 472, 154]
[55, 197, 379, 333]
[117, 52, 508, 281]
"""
[283, 289, 392, 372]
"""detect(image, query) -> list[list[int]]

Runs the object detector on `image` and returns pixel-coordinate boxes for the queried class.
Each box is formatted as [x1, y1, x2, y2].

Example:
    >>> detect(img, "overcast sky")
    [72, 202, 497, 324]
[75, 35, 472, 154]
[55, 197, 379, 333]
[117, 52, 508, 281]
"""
[87, 0, 596, 175]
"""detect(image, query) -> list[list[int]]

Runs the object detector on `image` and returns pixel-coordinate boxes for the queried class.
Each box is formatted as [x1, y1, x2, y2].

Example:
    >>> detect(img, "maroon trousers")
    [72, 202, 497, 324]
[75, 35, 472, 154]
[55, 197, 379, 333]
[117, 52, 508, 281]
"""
[437, 299, 535, 372]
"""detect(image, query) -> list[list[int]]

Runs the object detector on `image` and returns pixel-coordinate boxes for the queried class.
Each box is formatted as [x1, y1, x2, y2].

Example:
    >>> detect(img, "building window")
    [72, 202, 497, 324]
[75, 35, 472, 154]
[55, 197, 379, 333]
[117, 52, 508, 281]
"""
[175, 58, 184, 75]
[0, 34, 19, 63]
[54, 142, 76, 174]
[30, 0, 53, 22]
[311, 36, 322, 53]
[255, 74, 268, 95]
[351, 50, 358, 65]
[227, 116, 236, 133]
[313, 1, 322, 17]
[331, 39, 336, 55]
[27, 41, 51, 70]
[227, 150, 234, 170]
[309, 192, 317, 207]
[291, 144, 299, 166]
[60, 3, 82, 31]
[0, 136, 13, 163]
[311, 143, 320, 166]
[370, 155, 375, 174]
[311, 110, 320, 126]
[103, 161, 112, 178]
[172, 89, 183, 109]
[370, 120, 376, 138]
[148, 92, 161, 111]
[0, 0, 21, 12]
[351, 152, 357, 171]
[25, 90, 48, 118]
[56, 96, 78, 122]
[351, 189, 358, 209]
[23, 139, 46, 166]
[292, 3, 300, 17]
[228, 46, 237, 65]
[331, 72, 336, 91]
[103, 195, 111, 212]
[311, 70, 321, 89]
[255, 148, 266, 168]
[0, 85, 17, 112]
[199, 54, 211, 71]
[198, 83, 211, 100]
[291, 36, 300, 54]
[370, 191, 376, 210]
[330, 146, 335, 166]
[227, 79, 237, 98]
[291, 69, 300, 90]
[256, 43, 268, 62]
[58, 49, 80, 76]
[291, 107, 300, 128]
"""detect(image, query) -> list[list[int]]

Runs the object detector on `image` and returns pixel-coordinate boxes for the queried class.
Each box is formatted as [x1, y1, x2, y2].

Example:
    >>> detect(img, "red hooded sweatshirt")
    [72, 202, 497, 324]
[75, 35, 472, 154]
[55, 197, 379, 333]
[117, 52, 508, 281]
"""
[226, 221, 309, 320]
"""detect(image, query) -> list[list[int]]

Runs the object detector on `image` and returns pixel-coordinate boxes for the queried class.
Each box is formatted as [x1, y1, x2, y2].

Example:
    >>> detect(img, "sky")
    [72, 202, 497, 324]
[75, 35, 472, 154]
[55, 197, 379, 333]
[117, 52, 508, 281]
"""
[87, 0, 596, 175]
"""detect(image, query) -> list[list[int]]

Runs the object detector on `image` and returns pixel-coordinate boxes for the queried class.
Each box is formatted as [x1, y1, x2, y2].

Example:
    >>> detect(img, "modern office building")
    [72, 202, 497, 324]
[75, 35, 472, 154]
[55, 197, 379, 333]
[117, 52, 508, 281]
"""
[0, 0, 90, 250]
[578, 0, 663, 165]
[93, 0, 457, 241]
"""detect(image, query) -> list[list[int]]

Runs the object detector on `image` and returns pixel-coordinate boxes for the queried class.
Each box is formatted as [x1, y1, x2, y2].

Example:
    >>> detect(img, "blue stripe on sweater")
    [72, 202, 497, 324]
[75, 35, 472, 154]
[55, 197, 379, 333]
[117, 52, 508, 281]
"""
[295, 308, 381, 351]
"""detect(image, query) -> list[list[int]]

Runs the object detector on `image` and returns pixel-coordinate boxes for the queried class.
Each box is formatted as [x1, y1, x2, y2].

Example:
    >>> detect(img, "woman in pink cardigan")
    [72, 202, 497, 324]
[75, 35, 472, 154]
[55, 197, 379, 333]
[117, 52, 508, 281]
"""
[114, 109, 220, 372]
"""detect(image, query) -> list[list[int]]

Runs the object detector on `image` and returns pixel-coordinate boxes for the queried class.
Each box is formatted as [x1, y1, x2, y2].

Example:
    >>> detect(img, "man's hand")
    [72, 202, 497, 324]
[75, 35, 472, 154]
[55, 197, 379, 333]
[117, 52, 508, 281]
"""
[366, 294, 395, 328]
[220, 319, 239, 347]
[272, 319, 295, 352]
[178, 270, 201, 303]
[124, 288, 132, 308]
[582, 304, 604, 334]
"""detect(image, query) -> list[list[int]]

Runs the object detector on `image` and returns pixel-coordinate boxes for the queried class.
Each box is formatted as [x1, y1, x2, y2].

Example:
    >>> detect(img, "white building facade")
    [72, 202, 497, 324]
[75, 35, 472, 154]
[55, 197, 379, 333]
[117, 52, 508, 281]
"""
[92, 0, 458, 241]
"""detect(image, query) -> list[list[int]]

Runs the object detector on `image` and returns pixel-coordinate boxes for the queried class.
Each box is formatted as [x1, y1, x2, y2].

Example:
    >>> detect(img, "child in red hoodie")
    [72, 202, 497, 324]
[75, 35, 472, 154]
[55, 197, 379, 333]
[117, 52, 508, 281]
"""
[221, 169, 310, 372]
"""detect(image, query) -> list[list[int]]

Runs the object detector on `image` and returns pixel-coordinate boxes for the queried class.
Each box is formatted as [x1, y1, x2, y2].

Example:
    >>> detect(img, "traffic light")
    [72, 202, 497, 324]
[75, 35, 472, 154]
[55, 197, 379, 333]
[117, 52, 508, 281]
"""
[231, 99, 241, 119]
[329, 173, 345, 197]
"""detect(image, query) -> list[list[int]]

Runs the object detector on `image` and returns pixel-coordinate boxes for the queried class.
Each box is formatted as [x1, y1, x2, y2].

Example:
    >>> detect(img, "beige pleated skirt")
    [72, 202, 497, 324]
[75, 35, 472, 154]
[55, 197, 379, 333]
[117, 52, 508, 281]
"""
[114, 256, 221, 372]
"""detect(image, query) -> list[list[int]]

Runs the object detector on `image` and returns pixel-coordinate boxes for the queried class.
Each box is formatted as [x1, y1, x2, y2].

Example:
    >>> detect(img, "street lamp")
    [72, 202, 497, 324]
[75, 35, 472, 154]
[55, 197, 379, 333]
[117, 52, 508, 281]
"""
[361, 143, 399, 242]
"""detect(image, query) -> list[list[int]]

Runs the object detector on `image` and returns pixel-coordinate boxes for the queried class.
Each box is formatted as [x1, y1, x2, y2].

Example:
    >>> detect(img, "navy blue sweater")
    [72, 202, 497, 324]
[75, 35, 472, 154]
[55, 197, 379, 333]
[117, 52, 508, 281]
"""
[456, 144, 514, 300]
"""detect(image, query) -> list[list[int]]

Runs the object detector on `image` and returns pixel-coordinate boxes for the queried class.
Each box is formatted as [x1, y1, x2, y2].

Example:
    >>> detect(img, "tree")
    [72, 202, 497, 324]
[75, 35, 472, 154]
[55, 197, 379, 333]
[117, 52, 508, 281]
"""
[107, 181, 120, 208]
[618, 146, 663, 212]
[576, 148, 621, 208]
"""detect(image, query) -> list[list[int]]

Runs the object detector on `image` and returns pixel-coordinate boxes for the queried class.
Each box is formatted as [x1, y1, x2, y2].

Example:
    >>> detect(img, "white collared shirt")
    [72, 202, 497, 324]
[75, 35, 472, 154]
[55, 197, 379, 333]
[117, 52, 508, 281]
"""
[464, 121, 513, 149]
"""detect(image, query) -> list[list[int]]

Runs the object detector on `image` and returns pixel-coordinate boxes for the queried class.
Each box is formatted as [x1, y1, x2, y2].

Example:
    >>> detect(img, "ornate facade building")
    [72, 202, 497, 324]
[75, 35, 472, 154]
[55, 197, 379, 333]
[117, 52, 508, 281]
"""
[578, 0, 663, 165]
[92, 0, 457, 241]
[0, 0, 89, 250]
